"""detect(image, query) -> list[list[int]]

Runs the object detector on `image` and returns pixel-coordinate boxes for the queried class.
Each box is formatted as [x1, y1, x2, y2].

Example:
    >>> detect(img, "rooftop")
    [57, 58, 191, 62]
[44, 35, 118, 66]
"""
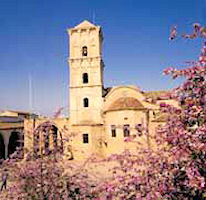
[106, 97, 146, 112]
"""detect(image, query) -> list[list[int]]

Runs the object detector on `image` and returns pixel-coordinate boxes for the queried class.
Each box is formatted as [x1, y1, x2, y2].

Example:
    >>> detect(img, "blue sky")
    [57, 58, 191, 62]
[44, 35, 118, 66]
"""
[0, 0, 205, 116]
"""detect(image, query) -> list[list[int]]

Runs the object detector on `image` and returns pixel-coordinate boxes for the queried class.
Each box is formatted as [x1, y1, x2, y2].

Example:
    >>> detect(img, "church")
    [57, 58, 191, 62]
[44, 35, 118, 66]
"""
[0, 20, 178, 160]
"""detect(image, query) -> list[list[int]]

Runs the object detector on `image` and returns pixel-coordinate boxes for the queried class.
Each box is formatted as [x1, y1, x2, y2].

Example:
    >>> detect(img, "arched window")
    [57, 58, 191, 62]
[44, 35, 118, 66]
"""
[83, 73, 88, 83]
[111, 125, 116, 137]
[83, 98, 89, 107]
[123, 124, 130, 137]
[135, 124, 143, 136]
[82, 46, 88, 56]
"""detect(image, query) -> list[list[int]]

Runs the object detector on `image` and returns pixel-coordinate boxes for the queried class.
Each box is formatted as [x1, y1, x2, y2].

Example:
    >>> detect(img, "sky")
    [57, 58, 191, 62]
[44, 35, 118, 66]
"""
[0, 0, 205, 116]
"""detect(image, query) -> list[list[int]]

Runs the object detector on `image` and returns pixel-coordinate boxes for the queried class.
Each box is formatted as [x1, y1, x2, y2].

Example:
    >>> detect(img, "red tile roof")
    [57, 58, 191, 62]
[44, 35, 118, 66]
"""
[106, 97, 146, 112]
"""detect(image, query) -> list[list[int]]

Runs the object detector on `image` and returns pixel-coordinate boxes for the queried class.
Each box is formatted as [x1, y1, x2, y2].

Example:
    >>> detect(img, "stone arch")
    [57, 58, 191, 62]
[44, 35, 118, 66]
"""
[33, 121, 64, 158]
[8, 131, 22, 158]
[0, 133, 5, 160]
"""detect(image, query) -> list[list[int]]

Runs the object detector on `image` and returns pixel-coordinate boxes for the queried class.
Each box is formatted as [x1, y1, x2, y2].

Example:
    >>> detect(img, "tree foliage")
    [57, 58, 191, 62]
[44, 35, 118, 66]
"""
[96, 24, 206, 200]
[1, 23, 206, 200]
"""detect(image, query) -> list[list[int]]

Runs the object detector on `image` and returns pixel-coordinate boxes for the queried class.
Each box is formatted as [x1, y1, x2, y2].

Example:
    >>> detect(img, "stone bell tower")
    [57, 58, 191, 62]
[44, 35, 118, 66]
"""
[68, 20, 104, 125]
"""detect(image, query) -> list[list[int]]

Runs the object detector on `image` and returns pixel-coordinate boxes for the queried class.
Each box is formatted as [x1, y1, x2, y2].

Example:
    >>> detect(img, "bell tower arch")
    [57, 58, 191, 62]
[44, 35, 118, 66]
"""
[68, 20, 104, 125]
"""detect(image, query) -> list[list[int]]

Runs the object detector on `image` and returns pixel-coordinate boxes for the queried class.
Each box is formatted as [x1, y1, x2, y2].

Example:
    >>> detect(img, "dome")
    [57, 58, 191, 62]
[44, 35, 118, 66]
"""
[106, 97, 145, 112]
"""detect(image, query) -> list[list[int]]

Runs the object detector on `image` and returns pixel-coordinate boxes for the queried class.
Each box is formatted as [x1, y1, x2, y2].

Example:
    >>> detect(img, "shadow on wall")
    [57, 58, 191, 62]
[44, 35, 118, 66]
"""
[8, 132, 21, 157]
[0, 134, 5, 159]
[0, 131, 22, 160]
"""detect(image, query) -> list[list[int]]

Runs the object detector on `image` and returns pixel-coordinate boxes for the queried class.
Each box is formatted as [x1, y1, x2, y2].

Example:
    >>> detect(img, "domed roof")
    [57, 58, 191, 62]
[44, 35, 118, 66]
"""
[106, 97, 145, 112]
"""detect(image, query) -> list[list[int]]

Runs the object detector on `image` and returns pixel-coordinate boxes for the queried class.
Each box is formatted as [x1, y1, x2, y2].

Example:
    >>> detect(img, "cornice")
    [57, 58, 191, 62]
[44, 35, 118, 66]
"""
[71, 123, 103, 127]
[70, 85, 103, 89]
[103, 107, 148, 114]
[68, 56, 102, 63]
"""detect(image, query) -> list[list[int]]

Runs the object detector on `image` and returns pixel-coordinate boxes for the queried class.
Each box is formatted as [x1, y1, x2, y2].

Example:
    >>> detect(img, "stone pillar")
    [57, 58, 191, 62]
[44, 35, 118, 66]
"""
[24, 118, 35, 158]
[49, 129, 53, 150]
[2, 131, 11, 159]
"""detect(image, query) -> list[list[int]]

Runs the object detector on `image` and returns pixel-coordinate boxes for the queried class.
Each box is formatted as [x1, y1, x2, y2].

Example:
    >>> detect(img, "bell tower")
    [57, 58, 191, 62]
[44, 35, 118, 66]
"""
[68, 20, 104, 125]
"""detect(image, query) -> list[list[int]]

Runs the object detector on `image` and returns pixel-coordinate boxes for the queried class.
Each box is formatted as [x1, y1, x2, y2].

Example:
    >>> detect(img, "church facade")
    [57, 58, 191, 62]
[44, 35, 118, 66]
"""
[21, 20, 178, 160]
